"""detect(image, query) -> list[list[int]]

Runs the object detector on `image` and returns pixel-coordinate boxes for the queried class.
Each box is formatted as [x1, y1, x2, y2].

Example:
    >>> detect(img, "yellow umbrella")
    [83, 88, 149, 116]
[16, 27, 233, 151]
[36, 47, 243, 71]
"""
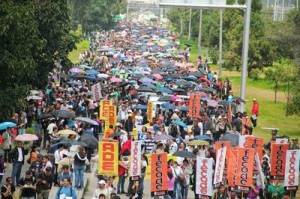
[188, 140, 209, 146]
[57, 129, 78, 136]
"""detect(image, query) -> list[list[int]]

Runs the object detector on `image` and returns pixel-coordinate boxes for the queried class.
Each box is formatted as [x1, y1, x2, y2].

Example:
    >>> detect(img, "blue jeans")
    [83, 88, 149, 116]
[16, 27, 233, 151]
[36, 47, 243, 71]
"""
[173, 179, 182, 199]
[117, 174, 126, 192]
[74, 165, 84, 188]
[139, 174, 145, 194]
[11, 161, 23, 185]
[183, 185, 189, 199]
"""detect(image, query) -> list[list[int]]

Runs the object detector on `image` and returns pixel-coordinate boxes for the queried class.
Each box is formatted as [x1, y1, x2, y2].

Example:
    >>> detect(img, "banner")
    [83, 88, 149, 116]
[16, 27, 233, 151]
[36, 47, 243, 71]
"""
[255, 153, 265, 190]
[215, 141, 230, 160]
[244, 136, 264, 172]
[275, 138, 289, 144]
[91, 83, 102, 101]
[214, 146, 227, 184]
[151, 153, 168, 196]
[235, 148, 255, 187]
[147, 102, 153, 123]
[284, 150, 300, 187]
[188, 93, 201, 118]
[98, 142, 118, 176]
[196, 157, 213, 196]
[270, 143, 289, 177]
[100, 100, 112, 120]
[239, 135, 251, 148]
[130, 141, 142, 178]
[107, 105, 117, 129]
[227, 147, 238, 187]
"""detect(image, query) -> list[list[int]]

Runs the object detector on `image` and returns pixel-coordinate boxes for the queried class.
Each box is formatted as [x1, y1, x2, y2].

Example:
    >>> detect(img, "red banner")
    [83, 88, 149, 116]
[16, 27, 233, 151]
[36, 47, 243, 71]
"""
[227, 147, 238, 187]
[151, 153, 168, 196]
[270, 143, 289, 177]
[188, 93, 201, 118]
[235, 148, 255, 187]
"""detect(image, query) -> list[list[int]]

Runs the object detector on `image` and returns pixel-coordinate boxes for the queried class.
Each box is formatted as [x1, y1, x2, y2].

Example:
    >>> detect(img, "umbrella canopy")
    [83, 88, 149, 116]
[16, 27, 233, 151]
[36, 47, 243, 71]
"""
[110, 78, 123, 83]
[80, 133, 98, 148]
[188, 140, 209, 146]
[38, 113, 53, 120]
[217, 101, 236, 108]
[219, 133, 239, 146]
[173, 150, 196, 159]
[175, 106, 189, 112]
[0, 122, 16, 130]
[75, 117, 99, 126]
[132, 104, 148, 110]
[86, 69, 100, 75]
[153, 134, 174, 141]
[194, 135, 214, 142]
[52, 110, 75, 118]
[70, 140, 88, 147]
[202, 87, 216, 93]
[157, 88, 173, 94]
[139, 77, 153, 83]
[152, 74, 163, 80]
[172, 88, 186, 93]
[57, 129, 78, 135]
[136, 86, 154, 92]
[158, 96, 174, 102]
[161, 103, 176, 109]
[15, 134, 39, 141]
[70, 68, 84, 73]
[48, 141, 71, 153]
[173, 120, 187, 128]
[233, 96, 246, 103]
[110, 131, 124, 138]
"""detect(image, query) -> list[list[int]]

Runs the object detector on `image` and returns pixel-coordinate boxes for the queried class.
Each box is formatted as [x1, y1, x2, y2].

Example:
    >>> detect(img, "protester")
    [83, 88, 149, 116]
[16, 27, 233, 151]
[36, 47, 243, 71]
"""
[93, 179, 110, 199]
[1, 177, 15, 199]
[128, 180, 142, 199]
[36, 166, 53, 199]
[55, 177, 77, 199]
[57, 165, 73, 186]
[11, 141, 28, 186]
[19, 170, 36, 199]
[267, 176, 284, 199]
[73, 146, 87, 190]
[251, 98, 259, 127]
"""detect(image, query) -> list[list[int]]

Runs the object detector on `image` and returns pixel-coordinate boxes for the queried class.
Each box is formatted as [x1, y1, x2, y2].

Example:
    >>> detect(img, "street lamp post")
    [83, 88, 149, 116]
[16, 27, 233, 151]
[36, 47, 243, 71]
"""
[188, 9, 192, 40]
[198, 9, 202, 56]
[218, 10, 223, 79]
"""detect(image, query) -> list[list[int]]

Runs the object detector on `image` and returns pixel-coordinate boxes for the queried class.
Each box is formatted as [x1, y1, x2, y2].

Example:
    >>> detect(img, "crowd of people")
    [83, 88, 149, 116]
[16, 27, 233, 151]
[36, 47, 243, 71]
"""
[0, 21, 299, 199]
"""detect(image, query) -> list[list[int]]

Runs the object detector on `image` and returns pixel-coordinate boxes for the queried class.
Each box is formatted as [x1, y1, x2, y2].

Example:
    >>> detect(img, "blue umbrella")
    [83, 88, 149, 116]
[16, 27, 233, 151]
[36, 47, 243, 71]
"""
[194, 135, 214, 142]
[86, 69, 100, 75]
[80, 65, 90, 69]
[161, 103, 176, 109]
[0, 122, 16, 130]
[47, 141, 71, 153]
[157, 88, 173, 94]
[175, 106, 189, 112]
[139, 77, 153, 83]
[132, 104, 148, 110]
[142, 83, 156, 89]
[173, 120, 187, 128]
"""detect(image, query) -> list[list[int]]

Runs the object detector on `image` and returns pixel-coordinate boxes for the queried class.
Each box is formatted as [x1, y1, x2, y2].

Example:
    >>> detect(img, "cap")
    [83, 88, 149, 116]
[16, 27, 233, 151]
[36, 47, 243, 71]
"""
[128, 113, 132, 117]
[98, 180, 106, 184]
[206, 130, 212, 135]
[187, 129, 192, 133]
[253, 98, 257, 101]
[229, 90, 233, 93]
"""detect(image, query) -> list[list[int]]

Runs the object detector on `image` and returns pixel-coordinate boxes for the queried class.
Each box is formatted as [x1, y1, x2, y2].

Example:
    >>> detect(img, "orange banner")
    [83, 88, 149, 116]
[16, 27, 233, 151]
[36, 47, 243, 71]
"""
[270, 143, 289, 177]
[244, 137, 264, 172]
[151, 153, 168, 196]
[98, 142, 119, 176]
[147, 102, 153, 123]
[235, 148, 255, 187]
[227, 147, 238, 187]
[215, 141, 231, 160]
[188, 93, 201, 118]
[100, 100, 112, 120]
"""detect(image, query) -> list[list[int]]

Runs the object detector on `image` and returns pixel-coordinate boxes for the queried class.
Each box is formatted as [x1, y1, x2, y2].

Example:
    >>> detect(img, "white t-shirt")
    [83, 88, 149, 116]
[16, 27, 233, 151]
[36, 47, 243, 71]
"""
[17, 147, 23, 162]
[169, 142, 178, 154]
[47, 123, 56, 135]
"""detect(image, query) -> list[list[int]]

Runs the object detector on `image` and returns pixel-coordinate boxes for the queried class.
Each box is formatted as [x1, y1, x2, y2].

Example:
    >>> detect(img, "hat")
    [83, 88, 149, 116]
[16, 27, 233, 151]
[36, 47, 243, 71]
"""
[253, 98, 257, 101]
[128, 113, 132, 117]
[116, 122, 122, 127]
[98, 180, 106, 184]
[175, 109, 180, 112]
[229, 90, 233, 93]
[206, 130, 212, 135]
[187, 129, 192, 133]
[127, 109, 133, 113]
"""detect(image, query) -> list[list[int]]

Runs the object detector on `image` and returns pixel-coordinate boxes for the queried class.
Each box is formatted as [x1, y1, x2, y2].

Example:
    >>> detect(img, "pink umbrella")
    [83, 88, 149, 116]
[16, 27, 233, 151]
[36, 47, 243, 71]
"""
[153, 74, 163, 80]
[110, 78, 123, 83]
[188, 68, 198, 72]
[15, 134, 39, 141]
[70, 68, 83, 73]
[207, 100, 219, 107]
[171, 95, 180, 100]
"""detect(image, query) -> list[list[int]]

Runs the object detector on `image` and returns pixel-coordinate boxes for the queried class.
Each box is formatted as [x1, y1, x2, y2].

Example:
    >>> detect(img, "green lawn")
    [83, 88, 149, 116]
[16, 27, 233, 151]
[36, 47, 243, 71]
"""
[68, 40, 90, 64]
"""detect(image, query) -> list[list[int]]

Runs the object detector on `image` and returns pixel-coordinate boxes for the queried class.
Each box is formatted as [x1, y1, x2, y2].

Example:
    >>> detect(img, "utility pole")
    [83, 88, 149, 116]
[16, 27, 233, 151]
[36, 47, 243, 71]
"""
[197, 9, 203, 56]
[188, 9, 192, 40]
[218, 10, 223, 78]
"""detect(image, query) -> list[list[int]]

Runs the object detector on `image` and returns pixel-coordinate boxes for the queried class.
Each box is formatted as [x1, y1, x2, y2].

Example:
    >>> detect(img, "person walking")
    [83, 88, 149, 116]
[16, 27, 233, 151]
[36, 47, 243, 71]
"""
[11, 141, 28, 186]
[251, 98, 259, 127]
[73, 146, 87, 190]
[36, 167, 53, 199]
[55, 178, 77, 199]
[19, 170, 36, 199]
[1, 177, 15, 199]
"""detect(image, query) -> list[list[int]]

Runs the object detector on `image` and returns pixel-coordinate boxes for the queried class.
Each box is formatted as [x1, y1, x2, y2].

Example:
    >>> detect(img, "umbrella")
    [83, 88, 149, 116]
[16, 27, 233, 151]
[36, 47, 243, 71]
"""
[188, 68, 198, 72]
[110, 131, 124, 138]
[0, 122, 16, 130]
[86, 69, 100, 75]
[110, 78, 123, 83]
[80, 133, 98, 148]
[27, 96, 43, 101]
[52, 110, 75, 118]
[48, 141, 72, 153]
[119, 82, 131, 87]
[217, 101, 236, 108]
[80, 65, 90, 69]
[30, 90, 40, 95]
[70, 141, 88, 147]
[153, 134, 174, 141]
[207, 100, 219, 107]
[194, 135, 214, 142]
[38, 113, 53, 120]
[175, 79, 190, 87]
[202, 87, 216, 93]
[139, 77, 153, 83]
[132, 105, 148, 110]
[152, 74, 163, 80]
[136, 87, 154, 92]
[57, 129, 78, 136]
[233, 96, 246, 103]
[175, 106, 189, 112]
[158, 96, 174, 102]
[199, 78, 211, 85]
[161, 103, 176, 109]
[189, 71, 204, 78]
[172, 88, 186, 93]
[181, 76, 197, 81]
[97, 74, 109, 78]
[15, 134, 39, 141]
[173, 120, 187, 128]
[75, 117, 99, 126]
[185, 43, 192, 47]
[188, 140, 209, 146]
[70, 68, 84, 73]
[173, 150, 196, 159]
[157, 88, 173, 94]
[219, 133, 239, 146]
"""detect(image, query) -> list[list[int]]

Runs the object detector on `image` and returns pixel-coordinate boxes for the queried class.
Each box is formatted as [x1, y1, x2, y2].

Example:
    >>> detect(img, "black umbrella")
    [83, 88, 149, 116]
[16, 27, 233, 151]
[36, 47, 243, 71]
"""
[219, 133, 239, 146]
[136, 86, 154, 92]
[173, 150, 196, 159]
[172, 88, 186, 93]
[38, 113, 53, 120]
[175, 80, 190, 87]
[119, 82, 131, 87]
[79, 133, 98, 149]
[48, 142, 71, 153]
[185, 43, 192, 47]
[71, 140, 88, 147]
[233, 96, 246, 103]
[189, 71, 204, 78]
[202, 87, 216, 93]
[158, 96, 174, 102]
[52, 110, 75, 119]
[110, 131, 124, 138]
[217, 101, 236, 108]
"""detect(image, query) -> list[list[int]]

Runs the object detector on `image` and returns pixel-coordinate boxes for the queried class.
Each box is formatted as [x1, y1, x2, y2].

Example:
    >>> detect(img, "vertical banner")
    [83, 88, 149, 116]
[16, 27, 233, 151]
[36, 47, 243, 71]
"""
[214, 146, 227, 184]
[270, 143, 289, 177]
[98, 142, 119, 176]
[130, 141, 142, 178]
[244, 136, 264, 172]
[91, 83, 102, 101]
[147, 102, 153, 123]
[188, 93, 201, 118]
[235, 148, 255, 187]
[151, 153, 168, 196]
[255, 153, 265, 190]
[215, 141, 230, 160]
[99, 100, 112, 119]
[107, 105, 117, 130]
[196, 157, 213, 197]
[227, 147, 238, 187]
[284, 150, 300, 187]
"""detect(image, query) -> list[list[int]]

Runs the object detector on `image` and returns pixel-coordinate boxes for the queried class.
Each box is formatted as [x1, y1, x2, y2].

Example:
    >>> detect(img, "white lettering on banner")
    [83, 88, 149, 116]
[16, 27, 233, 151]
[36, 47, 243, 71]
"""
[92, 83, 102, 101]
[284, 150, 300, 187]
[255, 153, 265, 190]
[130, 141, 141, 177]
[196, 158, 213, 196]
[214, 147, 227, 184]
